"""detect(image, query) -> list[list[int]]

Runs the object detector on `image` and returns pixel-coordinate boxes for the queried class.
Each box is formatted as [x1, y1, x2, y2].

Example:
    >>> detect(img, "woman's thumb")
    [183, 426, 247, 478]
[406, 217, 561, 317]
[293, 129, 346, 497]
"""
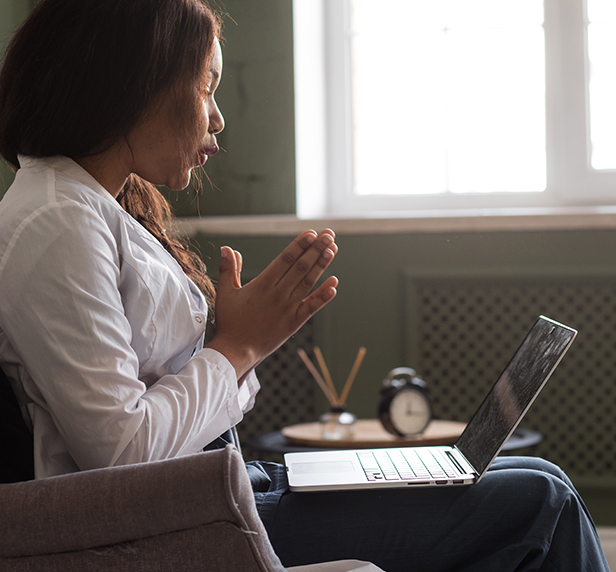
[219, 246, 240, 289]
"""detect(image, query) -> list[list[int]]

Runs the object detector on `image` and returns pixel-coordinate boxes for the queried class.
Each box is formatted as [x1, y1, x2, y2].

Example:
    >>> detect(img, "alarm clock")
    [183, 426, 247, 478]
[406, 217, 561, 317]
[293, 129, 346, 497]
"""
[378, 367, 432, 437]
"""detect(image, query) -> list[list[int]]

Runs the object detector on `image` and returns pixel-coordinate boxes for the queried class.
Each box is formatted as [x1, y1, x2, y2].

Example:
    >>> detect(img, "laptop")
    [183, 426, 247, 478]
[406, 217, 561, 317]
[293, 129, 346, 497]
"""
[284, 316, 577, 492]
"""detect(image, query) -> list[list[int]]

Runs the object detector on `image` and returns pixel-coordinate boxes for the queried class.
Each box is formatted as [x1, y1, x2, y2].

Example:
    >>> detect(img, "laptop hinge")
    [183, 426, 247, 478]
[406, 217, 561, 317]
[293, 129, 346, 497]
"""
[449, 447, 477, 477]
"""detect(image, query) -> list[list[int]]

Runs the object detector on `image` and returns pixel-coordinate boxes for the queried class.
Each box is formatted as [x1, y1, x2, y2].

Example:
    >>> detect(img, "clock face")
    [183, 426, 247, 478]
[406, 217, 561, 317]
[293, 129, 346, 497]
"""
[389, 389, 431, 435]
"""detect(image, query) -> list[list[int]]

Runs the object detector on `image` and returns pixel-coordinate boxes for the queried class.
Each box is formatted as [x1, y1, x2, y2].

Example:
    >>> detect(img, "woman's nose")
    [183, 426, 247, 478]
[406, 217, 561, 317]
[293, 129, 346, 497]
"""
[210, 100, 225, 134]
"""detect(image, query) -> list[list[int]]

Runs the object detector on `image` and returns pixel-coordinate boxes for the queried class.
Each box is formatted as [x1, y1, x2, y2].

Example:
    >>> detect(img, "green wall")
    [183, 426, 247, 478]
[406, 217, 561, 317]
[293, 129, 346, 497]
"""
[166, 0, 297, 217]
[0, 0, 33, 188]
[0, 0, 31, 45]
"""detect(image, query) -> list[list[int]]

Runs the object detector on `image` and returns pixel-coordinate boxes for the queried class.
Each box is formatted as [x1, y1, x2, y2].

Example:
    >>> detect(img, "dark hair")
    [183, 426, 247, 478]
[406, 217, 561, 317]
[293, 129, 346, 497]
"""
[0, 0, 219, 307]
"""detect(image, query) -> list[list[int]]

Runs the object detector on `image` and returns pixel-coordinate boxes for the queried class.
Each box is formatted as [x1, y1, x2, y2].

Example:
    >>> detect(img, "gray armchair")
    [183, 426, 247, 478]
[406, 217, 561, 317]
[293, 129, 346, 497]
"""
[0, 446, 383, 571]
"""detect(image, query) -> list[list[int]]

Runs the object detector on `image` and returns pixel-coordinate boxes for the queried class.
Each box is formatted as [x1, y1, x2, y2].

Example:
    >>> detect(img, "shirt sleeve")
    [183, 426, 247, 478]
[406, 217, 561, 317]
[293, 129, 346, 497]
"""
[0, 200, 252, 470]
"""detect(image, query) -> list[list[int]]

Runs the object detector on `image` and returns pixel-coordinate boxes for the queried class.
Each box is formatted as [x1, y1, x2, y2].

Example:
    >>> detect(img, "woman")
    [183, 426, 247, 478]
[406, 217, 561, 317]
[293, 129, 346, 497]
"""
[0, 1, 609, 570]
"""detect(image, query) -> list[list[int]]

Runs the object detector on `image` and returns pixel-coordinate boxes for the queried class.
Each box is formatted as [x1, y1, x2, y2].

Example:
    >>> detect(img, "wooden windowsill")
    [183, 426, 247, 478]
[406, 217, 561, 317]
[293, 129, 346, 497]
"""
[176, 206, 616, 237]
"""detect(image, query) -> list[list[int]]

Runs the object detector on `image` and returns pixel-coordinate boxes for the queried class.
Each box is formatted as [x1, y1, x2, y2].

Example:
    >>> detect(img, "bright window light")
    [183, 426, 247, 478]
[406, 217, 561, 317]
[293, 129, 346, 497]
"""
[350, 0, 546, 196]
[587, 0, 616, 170]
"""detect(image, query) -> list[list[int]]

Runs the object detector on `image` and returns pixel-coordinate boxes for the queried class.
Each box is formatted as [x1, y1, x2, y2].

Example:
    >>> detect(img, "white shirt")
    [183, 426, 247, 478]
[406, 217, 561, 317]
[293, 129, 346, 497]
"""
[0, 155, 259, 478]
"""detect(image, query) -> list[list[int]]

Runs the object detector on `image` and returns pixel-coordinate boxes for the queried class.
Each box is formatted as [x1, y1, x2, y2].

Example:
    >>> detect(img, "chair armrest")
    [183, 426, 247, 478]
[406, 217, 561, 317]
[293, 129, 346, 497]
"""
[288, 561, 385, 572]
[0, 446, 285, 571]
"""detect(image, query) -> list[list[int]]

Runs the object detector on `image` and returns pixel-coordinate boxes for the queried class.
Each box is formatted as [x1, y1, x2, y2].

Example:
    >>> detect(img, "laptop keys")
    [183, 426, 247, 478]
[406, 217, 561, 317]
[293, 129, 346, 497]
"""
[357, 449, 459, 482]
[373, 451, 404, 480]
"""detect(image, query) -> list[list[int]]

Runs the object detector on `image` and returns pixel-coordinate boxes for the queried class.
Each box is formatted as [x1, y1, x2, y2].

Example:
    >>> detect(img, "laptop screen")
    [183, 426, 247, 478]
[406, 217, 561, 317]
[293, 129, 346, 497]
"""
[455, 316, 577, 479]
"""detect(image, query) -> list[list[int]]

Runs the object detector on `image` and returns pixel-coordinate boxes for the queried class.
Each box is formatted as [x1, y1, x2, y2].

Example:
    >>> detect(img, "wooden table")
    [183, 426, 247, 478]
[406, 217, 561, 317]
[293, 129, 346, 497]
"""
[247, 419, 542, 454]
[282, 419, 466, 449]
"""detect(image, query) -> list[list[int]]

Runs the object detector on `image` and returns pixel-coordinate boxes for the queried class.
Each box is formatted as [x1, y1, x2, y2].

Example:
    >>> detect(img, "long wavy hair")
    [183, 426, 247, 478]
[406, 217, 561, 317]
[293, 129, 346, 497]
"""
[0, 0, 219, 308]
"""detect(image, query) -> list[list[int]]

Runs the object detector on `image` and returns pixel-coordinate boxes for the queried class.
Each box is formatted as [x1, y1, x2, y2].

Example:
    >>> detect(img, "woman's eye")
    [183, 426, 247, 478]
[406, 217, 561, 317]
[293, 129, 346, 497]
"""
[196, 83, 211, 97]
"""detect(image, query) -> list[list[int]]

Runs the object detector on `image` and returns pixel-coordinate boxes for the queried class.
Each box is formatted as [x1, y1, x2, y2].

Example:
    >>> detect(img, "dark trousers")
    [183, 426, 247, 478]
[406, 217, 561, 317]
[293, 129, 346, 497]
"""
[252, 456, 610, 572]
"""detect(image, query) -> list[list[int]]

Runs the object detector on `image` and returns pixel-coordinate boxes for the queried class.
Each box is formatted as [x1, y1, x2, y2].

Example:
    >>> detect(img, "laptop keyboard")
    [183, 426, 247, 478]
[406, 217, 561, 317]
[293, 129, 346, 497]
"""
[356, 449, 461, 482]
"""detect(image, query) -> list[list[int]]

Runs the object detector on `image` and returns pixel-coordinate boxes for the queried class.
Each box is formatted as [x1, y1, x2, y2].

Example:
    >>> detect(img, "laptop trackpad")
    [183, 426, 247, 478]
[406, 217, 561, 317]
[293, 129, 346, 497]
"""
[291, 461, 355, 475]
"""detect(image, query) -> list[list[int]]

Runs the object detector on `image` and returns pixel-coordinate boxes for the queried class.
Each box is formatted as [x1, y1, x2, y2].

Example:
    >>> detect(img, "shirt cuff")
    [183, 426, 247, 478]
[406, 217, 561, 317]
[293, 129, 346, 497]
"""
[200, 348, 260, 415]
[238, 370, 260, 413]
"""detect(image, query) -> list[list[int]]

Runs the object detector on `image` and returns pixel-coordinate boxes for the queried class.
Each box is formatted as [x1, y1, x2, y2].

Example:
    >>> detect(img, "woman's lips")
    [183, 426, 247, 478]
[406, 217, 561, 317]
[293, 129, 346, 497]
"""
[198, 145, 219, 166]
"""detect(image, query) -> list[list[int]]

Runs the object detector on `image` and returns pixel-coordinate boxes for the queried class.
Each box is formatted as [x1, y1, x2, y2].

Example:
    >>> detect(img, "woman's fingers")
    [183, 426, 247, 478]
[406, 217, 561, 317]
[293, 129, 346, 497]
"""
[283, 230, 337, 298]
[264, 229, 337, 297]
[296, 275, 339, 323]
[277, 230, 320, 271]
[262, 229, 333, 282]
[289, 244, 336, 301]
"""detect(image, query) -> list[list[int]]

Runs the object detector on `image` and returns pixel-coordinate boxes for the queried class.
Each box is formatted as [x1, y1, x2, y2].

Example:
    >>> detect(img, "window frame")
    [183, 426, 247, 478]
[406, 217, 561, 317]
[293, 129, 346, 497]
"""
[294, 0, 616, 218]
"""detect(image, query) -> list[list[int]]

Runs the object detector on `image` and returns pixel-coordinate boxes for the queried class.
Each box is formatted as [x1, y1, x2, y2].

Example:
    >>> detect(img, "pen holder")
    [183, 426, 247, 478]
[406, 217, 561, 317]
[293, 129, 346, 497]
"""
[319, 406, 356, 440]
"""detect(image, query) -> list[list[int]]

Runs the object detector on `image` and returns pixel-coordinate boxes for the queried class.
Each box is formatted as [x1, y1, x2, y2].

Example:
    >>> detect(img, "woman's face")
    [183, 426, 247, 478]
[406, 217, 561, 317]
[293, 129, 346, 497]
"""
[127, 38, 225, 190]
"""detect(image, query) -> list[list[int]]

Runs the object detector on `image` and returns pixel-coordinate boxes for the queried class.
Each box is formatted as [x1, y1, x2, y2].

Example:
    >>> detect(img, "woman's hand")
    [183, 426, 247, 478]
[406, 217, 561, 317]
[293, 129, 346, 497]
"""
[206, 229, 338, 381]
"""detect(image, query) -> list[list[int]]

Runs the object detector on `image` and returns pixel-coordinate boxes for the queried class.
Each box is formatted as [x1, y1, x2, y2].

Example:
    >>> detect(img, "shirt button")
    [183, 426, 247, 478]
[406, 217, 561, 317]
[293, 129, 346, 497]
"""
[195, 316, 203, 324]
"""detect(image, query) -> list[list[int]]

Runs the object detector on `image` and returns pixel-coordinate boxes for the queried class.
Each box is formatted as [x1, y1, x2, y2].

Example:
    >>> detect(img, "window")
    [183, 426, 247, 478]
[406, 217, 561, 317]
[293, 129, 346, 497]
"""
[587, 1, 616, 170]
[294, 0, 616, 217]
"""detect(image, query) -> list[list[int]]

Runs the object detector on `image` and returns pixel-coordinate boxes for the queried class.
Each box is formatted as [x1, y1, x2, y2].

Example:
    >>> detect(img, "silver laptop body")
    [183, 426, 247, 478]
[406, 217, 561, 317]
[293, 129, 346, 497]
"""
[285, 316, 577, 492]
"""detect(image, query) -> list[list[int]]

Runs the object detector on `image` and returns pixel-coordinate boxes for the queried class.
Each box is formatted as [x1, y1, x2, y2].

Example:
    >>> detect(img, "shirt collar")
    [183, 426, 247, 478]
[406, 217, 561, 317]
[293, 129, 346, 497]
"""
[17, 155, 122, 210]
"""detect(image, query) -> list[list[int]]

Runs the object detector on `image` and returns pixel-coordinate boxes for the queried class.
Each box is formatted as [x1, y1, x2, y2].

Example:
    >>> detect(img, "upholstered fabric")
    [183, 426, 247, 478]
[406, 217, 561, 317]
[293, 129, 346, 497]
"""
[0, 446, 286, 571]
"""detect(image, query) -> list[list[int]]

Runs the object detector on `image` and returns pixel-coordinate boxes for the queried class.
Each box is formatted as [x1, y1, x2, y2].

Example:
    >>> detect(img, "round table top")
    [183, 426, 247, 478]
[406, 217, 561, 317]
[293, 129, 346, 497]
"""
[247, 419, 542, 454]
[282, 419, 466, 449]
